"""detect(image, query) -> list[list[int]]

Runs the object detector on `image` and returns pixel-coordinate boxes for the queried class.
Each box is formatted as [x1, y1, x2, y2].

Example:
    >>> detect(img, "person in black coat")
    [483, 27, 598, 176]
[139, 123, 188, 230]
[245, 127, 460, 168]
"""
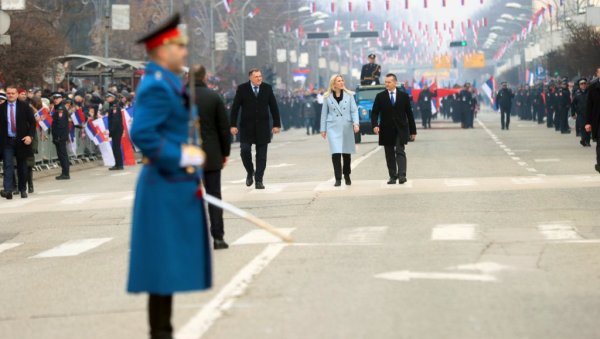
[194, 65, 231, 250]
[585, 68, 600, 173]
[105, 92, 124, 170]
[496, 82, 514, 130]
[371, 73, 417, 185]
[418, 84, 437, 129]
[0, 86, 36, 199]
[51, 93, 71, 180]
[230, 68, 281, 189]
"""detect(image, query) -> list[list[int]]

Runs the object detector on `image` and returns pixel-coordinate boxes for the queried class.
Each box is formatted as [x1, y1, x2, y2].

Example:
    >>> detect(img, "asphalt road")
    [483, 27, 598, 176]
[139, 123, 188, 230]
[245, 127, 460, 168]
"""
[1, 110, 599, 339]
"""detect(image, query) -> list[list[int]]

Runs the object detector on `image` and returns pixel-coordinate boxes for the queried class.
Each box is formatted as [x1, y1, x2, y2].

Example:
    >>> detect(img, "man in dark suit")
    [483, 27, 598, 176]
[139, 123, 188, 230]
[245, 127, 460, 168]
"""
[194, 65, 231, 250]
[0, 85, 36, 199]
[585, 67, 600, 173]
[371, 73, 417, 185]
[230, 68, 281, 189]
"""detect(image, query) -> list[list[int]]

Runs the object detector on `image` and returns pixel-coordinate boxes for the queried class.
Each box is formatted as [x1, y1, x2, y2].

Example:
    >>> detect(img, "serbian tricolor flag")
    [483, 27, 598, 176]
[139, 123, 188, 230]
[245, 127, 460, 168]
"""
[67, 122, 77, 156]
[481, 76, 497, 110]
[36, 107, 52, 131]
[70, 107, 86, 126]
[120, 109, 136, 166]
[85, 119, 106, 145]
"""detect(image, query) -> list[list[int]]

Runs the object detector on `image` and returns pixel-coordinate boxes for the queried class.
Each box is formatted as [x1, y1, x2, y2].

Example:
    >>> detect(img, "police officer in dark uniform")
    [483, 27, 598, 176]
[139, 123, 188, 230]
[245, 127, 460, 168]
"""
[105, 92, 124, 170]
[546, 82, 558, 128]
[458, 83, 473, 129]
[572, 78, 590, 146]
[557, 78, 572, 134]
[51, 93, 70, 180]
[418, 83, 437, 129]
[360, 54, 381, 85]
[496, 82, 514, 130]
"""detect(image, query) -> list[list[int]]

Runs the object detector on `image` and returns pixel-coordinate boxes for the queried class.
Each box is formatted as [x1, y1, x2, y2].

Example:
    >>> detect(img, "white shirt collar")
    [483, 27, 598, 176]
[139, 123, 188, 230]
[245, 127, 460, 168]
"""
[388, 89, 396, 95]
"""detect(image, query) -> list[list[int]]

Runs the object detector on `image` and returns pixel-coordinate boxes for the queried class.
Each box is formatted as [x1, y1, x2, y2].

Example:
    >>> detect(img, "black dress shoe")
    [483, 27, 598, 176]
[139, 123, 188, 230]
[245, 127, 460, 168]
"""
[344, 175, 351, 186]
[387, 177, 397, 185]
[28, 186, 34, 194]
[334, 180, 342, 187]
[5, 192, 12, 200]
[55, 175, 70, 180]
[246, 175, 254, 187]
[398, 177, 408, 184]
[596, 164, 600, 174]
[580, 140, 587, 147]
[108, 166, 124, 171]
[255, 182, 265, 190]
[20, 191, 27, 199]
[213, 239, 229, 250]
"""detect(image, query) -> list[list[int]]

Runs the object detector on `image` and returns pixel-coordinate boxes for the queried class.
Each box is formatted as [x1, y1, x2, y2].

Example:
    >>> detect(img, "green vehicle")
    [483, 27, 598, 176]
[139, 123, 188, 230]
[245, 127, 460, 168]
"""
[354, 85, 386, 144]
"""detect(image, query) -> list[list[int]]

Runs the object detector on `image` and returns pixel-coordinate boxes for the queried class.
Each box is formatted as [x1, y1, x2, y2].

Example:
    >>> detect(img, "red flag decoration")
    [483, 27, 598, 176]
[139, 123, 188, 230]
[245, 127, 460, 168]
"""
[405, 0, 409, 9]
[347, 1, 352, 12]
[468, 19, 472, 28]
[386, 0, 390, 10]
[222, 0, 232, 13]
[331, 2, 335, 13]
[367, 0, 372, 11]
[120, 109, 136, 166]
[424, 0, 427, 8]
[247, 7, 260, 18]
[483, 17, 488, 27]
[442, 0, 446, 6]
[310, 1, 316, 14]
[461, 0, 465, 5]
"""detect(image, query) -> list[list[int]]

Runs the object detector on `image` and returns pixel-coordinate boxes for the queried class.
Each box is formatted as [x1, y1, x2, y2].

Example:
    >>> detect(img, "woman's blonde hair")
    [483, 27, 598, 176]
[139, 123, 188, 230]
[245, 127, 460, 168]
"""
[324, 74, 354, 97]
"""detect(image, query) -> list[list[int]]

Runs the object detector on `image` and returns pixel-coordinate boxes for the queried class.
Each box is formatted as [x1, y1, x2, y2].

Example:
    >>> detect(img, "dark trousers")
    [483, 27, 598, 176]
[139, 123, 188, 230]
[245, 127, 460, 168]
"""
[537, 107, 545, 124]
[204, 170, 224, 240]
[559, 110, 570, 132]
[384, 135, 407, 179]
[501, 110, 511, 129]
[332, 153, 351, 180]
[547, 109, 554, 127]
[54, 140, 70, 176]
[3, 138, 27, 193]
[111, 129, 123, 167]
[240, 143, 268, 182]
[148, 294, 173, 339]
[422, 110, 432, 128]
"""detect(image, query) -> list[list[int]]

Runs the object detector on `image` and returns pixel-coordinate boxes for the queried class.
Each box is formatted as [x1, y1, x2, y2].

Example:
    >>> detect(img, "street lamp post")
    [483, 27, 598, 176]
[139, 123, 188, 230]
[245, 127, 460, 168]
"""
[240, 0, 252, 74]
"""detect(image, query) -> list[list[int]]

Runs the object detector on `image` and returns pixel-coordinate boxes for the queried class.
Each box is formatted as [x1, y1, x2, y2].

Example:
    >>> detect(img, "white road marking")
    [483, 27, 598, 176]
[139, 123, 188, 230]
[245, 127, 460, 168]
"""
[538, 223, 581, 240]
[375, 271, 497, 282]
[511, 157, 520, 161]
[444, 179, 477, 187]
[229, 178, 247, 184]
[432, 224, 477, 241]
[517, 162, 527, 166]
[350, 146, 382, 170]
[37, 189, 63, 195]
[534, 158, 561, 163]
[0, 198, 39, 209]
[506, 152, 516, 156]
[0, 242, 23, 254]
[120, 193, 135, 201]
[335, 226, 388, 244]
[447, 262, 515, 274]
[232, 228, 295, 245]
[268, 163, 295, 168]
[176, 243, 287, 339]
[249, 184, 287, 194]
[511, 177, 545, 185]
[110, 172, 132, 177]
[60, 195, 98, 205]
[31, 238, 113, 258]
[527, 168, 538, 173]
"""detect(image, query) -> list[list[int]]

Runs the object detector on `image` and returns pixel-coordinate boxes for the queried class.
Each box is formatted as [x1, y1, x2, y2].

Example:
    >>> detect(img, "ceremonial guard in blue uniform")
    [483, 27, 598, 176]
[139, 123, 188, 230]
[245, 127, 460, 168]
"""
[126, 14, 212, 339]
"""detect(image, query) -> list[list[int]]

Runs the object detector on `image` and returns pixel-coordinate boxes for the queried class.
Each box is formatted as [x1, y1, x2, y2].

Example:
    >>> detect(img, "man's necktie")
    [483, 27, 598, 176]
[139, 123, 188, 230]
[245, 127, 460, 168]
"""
[390, 92, 395, 106]
[253, 86, 259, 97]
[10, 104, 16, 134]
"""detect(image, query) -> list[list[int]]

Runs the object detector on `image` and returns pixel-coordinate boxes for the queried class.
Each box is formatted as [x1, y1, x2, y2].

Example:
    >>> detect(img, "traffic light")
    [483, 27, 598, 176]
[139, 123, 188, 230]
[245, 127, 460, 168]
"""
[449, 41, 468, 48]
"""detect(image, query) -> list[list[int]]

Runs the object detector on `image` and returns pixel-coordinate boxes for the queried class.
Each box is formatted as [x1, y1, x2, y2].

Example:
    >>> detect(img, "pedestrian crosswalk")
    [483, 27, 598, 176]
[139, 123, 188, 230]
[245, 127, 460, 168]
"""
[1, 221, 596, 262]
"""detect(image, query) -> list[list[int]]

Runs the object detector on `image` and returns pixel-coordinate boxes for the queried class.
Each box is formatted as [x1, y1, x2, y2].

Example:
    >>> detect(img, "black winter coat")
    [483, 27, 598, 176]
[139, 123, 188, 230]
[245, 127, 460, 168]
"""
[195, 83, 231, 172]
[371, 88, 417, 146]
[230, 82, 281, 145]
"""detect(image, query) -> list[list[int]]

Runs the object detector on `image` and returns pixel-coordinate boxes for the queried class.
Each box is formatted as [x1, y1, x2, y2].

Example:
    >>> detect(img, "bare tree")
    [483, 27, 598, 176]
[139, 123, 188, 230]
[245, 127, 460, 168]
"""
[0, 9, 69, 87]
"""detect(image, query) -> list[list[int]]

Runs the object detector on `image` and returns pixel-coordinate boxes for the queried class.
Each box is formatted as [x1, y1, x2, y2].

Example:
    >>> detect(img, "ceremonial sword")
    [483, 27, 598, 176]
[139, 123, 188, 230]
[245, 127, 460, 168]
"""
[181, 1, 292, 243]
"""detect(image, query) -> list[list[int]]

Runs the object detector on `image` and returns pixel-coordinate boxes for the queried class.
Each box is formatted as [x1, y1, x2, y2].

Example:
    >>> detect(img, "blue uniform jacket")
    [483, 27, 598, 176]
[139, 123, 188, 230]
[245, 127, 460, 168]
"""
[127, 62, 212, 294]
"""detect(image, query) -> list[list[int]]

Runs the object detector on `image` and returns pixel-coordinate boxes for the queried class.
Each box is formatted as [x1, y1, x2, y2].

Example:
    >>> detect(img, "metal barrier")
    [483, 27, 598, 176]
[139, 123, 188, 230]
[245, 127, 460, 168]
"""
[32, 127, 100, 171]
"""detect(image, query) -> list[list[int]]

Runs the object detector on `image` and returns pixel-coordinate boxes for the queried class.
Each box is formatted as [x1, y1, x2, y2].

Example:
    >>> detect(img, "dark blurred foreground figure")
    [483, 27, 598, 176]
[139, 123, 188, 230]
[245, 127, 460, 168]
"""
[496, 82, 514, 130]
[586, 68, 600, 174]
[193, 64, 231, 250]
[572, 78, 590, 147]
[127, 14, 212, 339]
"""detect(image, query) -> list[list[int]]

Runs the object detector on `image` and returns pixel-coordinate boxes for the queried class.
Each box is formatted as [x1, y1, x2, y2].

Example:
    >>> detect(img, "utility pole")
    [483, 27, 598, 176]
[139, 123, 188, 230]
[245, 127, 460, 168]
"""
[104, 0, 110, 59]
[240, 0, 252, 74]
[210, 0, 216, 72]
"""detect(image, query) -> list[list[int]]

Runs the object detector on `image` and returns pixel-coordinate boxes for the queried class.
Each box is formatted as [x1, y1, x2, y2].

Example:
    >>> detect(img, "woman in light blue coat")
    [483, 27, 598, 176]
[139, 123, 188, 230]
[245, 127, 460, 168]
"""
[320, 74, 360, 187]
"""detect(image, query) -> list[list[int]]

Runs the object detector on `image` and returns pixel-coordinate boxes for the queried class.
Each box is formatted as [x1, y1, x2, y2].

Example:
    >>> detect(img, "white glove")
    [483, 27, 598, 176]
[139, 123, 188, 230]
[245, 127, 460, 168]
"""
[179, 145, 205, 168]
